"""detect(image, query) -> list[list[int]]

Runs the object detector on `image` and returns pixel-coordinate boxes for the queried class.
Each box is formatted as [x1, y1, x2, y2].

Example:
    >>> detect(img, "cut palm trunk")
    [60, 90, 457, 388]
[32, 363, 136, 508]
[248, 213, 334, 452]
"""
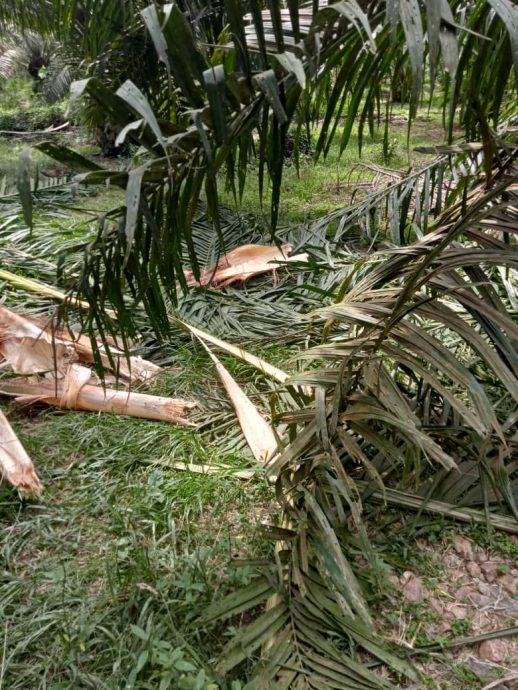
[0, 375, 196, 425]
[0, 409, 41, 494]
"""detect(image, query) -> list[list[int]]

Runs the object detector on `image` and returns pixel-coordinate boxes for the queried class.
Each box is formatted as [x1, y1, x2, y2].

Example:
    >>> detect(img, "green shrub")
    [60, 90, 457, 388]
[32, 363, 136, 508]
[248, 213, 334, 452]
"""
[0, 78, 67, 131]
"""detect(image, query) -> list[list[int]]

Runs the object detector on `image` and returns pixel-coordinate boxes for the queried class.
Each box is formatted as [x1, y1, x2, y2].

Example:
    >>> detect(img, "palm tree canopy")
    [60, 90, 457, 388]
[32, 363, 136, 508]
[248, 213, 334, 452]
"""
[13, 0, 515, 328]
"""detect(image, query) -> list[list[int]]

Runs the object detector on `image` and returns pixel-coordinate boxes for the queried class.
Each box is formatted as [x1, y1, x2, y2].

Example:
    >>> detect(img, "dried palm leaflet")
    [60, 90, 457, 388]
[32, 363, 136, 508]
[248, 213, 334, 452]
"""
[184, 243, 308, 288]
[198, 340, 278, 462]
[0, 409, 41, 494]
[0, 304, 160, 382]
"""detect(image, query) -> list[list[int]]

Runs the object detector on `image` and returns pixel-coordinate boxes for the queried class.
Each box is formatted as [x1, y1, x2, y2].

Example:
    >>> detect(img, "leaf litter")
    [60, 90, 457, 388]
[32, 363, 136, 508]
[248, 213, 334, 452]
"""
[0, 304, 196, 493]
[0, 299, 283, 493]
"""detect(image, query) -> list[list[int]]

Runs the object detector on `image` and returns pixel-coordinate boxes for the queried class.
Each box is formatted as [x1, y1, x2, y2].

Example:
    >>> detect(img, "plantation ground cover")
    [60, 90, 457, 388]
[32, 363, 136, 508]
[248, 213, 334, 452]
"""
[2, 385, 516, 689]
[216, 108, 449, 224]
[0, 79, 517, 690]
[0, 77, 449, 223]
[0, 79, 66, 133]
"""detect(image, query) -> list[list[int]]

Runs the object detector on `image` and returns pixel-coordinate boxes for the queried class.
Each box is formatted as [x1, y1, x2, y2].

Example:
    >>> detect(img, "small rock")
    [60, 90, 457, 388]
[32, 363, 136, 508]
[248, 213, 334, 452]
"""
[478, 581, 498, 597]
[478, 638, 509, 663]
[480, 562, 499, 583]
[388, 575, 400, 587]
[457, 585, 475, 601]
[429, 597, 444, 615]
[402, 575, 427, 603]
[510, 568, 518, 577]
[469, 593, 491, 607]
[498, 573, 517, 597]
[443, 552, 462, 569]
[400, 570, 413, 585]
[450, 604, 468, 619]
[466, 561, 481, 578]
[437, 620, 451, 633]
[499, 595, 518, 617]
[454, 535, 474, 561]
[467, 657, 500, 681]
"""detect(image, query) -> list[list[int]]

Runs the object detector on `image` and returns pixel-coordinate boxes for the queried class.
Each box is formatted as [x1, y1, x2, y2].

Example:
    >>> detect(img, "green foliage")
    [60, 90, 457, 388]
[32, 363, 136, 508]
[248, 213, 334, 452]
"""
[460, 525, 518, 557]
[3, 143, 518, 690]
[219, 109, 447, 224]
[0, 78, 66, 130]
[12, 0, 516, 336]
[2, 2, 518, 689]
[450, 618, 472, 638]
[0, 389, 272, 689]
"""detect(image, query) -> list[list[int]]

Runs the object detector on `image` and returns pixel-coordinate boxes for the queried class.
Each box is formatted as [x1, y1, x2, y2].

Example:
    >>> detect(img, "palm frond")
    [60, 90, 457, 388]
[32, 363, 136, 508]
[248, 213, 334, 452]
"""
[10, 0, 515, 336]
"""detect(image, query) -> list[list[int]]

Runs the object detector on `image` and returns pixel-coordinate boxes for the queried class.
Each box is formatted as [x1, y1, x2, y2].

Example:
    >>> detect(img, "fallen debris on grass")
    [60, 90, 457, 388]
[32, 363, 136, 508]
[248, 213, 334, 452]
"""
[184, 243, 308, 288]
[0, 305, 198, 492]
[0, 372, 197, 424]
[174, 318, 290, 384]
[0, 305, 160, 382]
[0, 292, 290, 478]
[200, 342, 278, 462]
[0, 304, 74, 374]
[0, 409, 41, 494]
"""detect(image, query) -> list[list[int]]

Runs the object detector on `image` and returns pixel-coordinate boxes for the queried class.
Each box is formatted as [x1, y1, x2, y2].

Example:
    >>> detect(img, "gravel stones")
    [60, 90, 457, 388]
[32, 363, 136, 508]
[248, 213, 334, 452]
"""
[401, 572, 427, 603]
[387, 531, 518, 685]
[478, 638, 510, 663]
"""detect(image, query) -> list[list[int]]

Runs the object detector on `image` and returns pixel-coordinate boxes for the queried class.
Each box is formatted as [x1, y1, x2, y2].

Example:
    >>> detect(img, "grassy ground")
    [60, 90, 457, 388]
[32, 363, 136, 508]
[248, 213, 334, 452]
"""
[0, 79, 66, 133]
[219, 107, 449, 224]
[0, 109, 446, 223]
[1, 74, 449, 225]
[0, 134, 124, 215]
[2, 386, 516, 689]
[4, 79, 514, 690]
[0, 346, 275, 690]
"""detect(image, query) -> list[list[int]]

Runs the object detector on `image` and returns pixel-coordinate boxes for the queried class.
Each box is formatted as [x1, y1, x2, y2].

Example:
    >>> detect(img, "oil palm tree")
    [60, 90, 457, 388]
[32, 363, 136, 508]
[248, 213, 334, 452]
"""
[5, 1, 518, 687]
[16, 0, 515, 312]
[1, 1, 164, 144]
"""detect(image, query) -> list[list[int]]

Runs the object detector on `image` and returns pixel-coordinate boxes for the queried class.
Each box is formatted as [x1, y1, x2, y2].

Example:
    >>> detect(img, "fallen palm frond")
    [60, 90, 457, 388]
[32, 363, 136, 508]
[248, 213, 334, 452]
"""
[0, 305, 197, 472]
[202, 157, 518, 688]
[184, 243, 308, 288]
[0, 408, 41, 494]
[200, 342, 277, 462]
[0, 304, 159, 382]
[0, 370, 196, 425]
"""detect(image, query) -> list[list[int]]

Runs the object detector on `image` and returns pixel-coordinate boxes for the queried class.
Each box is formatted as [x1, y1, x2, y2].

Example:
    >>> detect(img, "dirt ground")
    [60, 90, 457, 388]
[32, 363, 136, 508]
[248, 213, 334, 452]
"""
[383, 531, 518, 689]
